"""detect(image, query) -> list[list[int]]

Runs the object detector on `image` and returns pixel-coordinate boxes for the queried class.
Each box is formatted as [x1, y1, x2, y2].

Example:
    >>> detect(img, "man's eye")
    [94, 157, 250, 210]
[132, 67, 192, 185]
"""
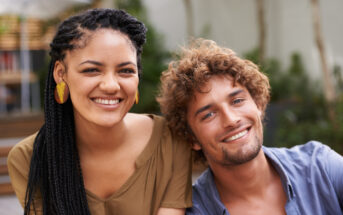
[119, 68, 136, 74]
[201, 112, 214, 121]
[81, 68, 99, 73]
[232, 98, 244, 105]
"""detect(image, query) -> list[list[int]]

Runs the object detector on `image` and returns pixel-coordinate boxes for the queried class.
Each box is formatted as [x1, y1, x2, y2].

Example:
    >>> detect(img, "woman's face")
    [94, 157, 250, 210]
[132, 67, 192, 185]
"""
[54, 29, 139, 128]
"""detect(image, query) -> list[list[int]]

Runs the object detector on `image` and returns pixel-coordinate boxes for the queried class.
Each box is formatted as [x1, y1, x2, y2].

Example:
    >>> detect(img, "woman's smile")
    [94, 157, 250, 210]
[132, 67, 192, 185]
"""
[93, 98, 120, 105]
[91, 97, 123, 110]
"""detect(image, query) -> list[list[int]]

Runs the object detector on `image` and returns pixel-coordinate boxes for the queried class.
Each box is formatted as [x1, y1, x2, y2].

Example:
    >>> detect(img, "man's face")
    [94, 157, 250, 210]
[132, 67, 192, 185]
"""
[186, 75, 263, 167]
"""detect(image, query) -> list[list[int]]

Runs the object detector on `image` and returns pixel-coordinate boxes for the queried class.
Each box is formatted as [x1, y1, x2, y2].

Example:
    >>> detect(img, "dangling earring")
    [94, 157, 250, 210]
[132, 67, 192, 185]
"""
[54, 81, 69, 104]
[135, 91, 139, 104]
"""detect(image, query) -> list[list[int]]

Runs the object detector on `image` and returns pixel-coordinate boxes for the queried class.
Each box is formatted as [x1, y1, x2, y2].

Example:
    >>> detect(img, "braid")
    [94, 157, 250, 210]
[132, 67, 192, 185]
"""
[24, 8, 147, 214]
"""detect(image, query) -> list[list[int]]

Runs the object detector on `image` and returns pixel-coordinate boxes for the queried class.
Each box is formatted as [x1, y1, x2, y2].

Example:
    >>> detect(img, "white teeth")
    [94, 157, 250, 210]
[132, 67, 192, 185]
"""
[94, 98, 119, 105]
[224, 130, 248, 142]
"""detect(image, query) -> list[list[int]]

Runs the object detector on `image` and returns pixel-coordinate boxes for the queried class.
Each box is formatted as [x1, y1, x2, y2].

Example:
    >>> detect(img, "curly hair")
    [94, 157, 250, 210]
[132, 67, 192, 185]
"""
[25, 9, 146, 215]
[157, 39, 270, 163]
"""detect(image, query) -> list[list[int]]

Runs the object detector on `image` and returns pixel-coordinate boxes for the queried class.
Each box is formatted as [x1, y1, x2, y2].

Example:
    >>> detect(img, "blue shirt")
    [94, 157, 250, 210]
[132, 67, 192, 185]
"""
[187, 141, 343, 215]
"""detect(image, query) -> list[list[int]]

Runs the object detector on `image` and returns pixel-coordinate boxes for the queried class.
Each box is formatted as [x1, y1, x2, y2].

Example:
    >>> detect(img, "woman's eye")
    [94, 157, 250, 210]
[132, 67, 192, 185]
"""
[81, 68, 99, 73]
[119, 68, 135, 74]
[201, 112, 214, 121]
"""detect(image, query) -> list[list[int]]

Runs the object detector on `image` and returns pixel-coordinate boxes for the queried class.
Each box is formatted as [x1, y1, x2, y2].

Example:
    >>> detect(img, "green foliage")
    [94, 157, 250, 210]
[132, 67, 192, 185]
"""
[334, 65, 343, 92]
[244, 48, 343, 153]
[117, 0, 170, 113]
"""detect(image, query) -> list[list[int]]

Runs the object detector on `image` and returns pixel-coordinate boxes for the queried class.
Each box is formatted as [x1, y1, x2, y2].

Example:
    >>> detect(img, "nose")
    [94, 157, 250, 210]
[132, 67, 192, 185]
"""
[99, 73, 120, 93]
[221, 105, 240, 128]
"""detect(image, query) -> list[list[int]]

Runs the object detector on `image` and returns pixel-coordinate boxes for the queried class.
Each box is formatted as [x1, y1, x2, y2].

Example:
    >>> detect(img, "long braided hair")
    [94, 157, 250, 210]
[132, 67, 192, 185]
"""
[25, 8, 146, 214]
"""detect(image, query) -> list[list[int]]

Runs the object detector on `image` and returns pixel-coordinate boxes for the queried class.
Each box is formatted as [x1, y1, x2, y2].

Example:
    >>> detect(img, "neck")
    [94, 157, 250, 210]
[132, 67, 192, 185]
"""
[210, 149, 278, 202]
[74, 115, 128, 155]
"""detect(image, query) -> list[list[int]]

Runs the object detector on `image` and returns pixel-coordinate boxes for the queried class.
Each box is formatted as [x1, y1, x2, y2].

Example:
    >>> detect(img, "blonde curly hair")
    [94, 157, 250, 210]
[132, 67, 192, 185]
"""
[157, 39, 270, 162]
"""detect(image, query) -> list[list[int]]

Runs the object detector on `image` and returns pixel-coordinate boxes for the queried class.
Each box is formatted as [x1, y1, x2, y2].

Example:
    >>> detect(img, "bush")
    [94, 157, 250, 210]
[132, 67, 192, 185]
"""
[244, 48, 343, 154]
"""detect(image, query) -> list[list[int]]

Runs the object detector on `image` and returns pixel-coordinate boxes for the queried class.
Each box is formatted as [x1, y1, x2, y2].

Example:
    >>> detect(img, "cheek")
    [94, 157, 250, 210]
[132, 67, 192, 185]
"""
[67, 77, 96, 102]
[121, 78, 139, 94]
[69, 81, 89, 96]
[192, 122, 217, 143]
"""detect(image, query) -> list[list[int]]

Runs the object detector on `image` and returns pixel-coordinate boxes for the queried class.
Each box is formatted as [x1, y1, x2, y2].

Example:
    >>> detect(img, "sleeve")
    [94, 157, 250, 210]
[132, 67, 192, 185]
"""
[160, 136, 193, 208]
[323, 144, 343, 207]
[7, 134, 42, 213]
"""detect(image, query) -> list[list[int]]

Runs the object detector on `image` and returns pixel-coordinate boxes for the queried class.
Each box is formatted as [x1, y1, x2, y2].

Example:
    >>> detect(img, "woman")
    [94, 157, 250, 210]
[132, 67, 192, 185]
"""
[8, 8, 191, 215]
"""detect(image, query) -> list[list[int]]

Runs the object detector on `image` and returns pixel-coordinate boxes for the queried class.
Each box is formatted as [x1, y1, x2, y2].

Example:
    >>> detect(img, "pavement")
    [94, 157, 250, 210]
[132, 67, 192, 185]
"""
[0, 195, 23, 215]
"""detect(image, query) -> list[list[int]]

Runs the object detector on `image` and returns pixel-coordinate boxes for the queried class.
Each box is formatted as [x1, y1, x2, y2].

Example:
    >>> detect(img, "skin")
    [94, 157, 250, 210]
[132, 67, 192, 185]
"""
[187, 75, 287, 215]
[54, 29, 184, 215]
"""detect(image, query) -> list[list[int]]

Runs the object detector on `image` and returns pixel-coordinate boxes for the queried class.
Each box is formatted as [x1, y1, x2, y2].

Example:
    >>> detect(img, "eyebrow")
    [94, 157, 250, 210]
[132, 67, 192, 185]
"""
[193, 89, 244, 117]
[79, 60, 103, 66]
[78, 61, 136, 68]
[117, 61, 136, 68]
[229, 89, 244, 98]
[194, 104, 212, 117]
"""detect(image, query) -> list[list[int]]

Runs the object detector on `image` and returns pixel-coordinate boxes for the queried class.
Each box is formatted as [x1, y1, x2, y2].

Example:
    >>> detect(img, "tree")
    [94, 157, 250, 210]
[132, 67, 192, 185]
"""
[310, 0, 337, 125]
[183, 0, 194, 38]
[256, 0, 266, 65]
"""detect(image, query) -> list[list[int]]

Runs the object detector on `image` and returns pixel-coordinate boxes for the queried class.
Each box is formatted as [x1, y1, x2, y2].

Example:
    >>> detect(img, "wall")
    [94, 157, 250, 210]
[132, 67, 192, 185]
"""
[143, 0, 343, 79]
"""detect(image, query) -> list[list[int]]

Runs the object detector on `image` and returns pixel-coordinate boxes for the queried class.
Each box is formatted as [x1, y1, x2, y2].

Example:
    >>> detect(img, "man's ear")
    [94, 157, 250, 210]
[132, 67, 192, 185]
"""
[53, 61, 66, 84]
[192, 142, 202, 151]
[187, 125, 202, 151]
[258, 108, 262, 118]
[255, 103, 263, 118]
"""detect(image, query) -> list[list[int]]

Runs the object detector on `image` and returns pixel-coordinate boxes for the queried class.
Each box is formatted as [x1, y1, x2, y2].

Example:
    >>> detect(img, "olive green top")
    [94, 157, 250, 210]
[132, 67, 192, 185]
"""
[8, 114, 192, 215]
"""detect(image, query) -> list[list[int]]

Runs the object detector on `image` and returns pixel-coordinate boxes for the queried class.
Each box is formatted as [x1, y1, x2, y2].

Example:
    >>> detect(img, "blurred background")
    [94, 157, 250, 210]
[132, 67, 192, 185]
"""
[0, 0, 342, 213]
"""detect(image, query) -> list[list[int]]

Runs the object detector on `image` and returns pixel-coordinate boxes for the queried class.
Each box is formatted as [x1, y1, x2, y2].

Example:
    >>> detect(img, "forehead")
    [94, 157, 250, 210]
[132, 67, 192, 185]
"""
[65, 29, 136, 62]
[193, 75, 245, 99]
[68, 29, 135, 53]
[186, 75, 249, 111]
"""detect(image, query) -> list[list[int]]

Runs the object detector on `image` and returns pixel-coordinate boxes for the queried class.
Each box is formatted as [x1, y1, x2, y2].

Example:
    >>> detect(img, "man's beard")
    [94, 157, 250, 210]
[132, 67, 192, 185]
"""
[221, 134, 262, 166]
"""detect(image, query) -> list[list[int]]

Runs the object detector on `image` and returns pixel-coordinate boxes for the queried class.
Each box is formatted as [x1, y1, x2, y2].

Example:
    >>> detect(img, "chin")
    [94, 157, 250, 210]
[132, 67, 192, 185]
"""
[222, 141, 262, 165]
[89, 115, 122, 128]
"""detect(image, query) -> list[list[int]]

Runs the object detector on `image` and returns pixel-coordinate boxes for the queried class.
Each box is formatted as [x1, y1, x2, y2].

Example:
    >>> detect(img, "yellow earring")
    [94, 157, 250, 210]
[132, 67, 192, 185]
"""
[54, 81, 69, 104]
[135, 91, 139, 104]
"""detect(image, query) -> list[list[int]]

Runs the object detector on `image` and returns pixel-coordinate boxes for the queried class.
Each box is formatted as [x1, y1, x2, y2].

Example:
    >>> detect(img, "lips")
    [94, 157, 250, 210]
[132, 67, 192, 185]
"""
[221, 126, 251, 143]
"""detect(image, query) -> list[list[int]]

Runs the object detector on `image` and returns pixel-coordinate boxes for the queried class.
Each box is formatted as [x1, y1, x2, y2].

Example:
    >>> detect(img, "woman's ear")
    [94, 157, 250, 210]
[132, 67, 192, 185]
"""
[53, 61, 66, 84]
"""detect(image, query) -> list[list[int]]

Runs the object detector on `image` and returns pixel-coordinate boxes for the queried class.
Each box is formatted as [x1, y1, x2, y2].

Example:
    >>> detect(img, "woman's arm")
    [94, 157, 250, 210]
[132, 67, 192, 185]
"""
[157, 208, 185, 215]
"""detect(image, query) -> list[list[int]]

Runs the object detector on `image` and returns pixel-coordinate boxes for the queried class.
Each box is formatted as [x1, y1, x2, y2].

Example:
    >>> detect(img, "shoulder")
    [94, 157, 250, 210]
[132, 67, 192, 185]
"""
[144, 113, 175, 142]
[265, 141, 332, 160]
[126, 113, 168, 134]
[8, 133, 37, 167]
[134, 114, 182, 166]
[264, 141, 341, 173]
[7, 133, 37, 208]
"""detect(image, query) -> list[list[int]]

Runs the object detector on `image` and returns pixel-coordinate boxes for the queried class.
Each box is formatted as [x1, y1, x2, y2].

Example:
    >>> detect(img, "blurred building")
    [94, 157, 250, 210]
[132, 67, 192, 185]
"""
[0, 16, 53, 115]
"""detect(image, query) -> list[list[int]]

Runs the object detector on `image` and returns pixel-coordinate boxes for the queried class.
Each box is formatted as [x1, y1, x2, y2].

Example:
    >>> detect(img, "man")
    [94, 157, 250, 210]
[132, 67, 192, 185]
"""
[157, 39, 343, 215]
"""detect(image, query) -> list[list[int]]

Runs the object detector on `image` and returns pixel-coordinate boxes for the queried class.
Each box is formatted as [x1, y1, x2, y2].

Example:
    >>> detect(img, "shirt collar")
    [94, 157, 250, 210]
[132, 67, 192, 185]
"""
[263, 146, 295, 200]
[197, 147, 295, 214]
[197, 168, 228, 214]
